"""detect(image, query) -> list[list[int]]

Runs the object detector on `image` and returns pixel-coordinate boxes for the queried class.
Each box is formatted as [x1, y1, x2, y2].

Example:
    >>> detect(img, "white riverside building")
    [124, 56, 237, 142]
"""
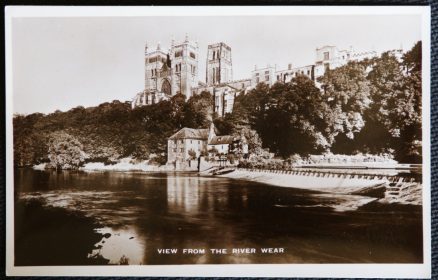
[167, 123, 248, 166]
[131, 36, 402, 116]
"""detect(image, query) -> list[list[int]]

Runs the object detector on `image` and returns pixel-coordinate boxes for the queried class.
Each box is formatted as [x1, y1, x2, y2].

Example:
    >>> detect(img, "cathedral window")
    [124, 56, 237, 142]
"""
[216, 67, 220, 83]
[175, 51, 183, 58]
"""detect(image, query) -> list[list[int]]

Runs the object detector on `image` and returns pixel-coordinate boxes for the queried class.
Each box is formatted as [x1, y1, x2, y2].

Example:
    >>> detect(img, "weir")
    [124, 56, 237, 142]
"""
[210, 166, 422, 203]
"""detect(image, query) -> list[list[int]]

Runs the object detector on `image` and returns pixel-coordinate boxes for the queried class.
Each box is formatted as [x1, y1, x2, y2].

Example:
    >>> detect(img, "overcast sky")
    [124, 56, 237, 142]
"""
[11, 14, 422, 114]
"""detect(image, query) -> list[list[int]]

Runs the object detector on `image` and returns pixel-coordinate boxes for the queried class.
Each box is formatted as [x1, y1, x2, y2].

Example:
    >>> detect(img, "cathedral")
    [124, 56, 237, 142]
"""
[131, 36, 392, 117]
[131, 36, 251, 117]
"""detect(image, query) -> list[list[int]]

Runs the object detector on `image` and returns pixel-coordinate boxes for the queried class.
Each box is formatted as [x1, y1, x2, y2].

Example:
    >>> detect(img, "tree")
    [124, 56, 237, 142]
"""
[366, 45, 422, 162]
[47, 132, 86, 170]
[234, 127, 263, 155]
[318, 61, 371, 141]
[253, 77, 332, 157]
[188, 149, 197, 160]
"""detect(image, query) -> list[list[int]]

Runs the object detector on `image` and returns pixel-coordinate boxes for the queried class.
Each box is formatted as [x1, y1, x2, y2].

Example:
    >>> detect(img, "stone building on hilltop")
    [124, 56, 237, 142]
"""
[132, 37, 394, 117]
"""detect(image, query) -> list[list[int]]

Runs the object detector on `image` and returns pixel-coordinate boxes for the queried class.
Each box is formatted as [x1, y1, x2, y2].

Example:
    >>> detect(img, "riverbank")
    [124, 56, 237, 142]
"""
[33, 158, 174, 172]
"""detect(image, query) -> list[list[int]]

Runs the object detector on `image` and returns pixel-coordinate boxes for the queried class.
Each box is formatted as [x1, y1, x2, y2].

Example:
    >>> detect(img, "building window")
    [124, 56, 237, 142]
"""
[190, 140, 192, 144]
[255, 73, 259, 76]
[173, 148, 176, 152]
[265, 70, 270, 74]
[324, 51, 330, 60]
[180, 148, 184, 152]
[180, 140, 184, 144]
[324, 63, 330, 71]
[277, 75, 280, 81]
[190, 52, 196, 59]
[256, 77, 260, 83]
[175, 51, 182, 58]
[307, 70, 310, 75]
[198, 141, 201, 144]
[265, 75, 269, 81]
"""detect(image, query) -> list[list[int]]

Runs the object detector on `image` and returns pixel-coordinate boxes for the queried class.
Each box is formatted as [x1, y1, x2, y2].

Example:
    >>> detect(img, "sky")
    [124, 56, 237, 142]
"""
[11, 14, 422, 114]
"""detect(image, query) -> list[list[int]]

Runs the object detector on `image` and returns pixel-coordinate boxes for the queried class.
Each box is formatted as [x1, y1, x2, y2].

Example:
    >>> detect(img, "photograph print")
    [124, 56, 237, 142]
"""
[6, 6, 431, 278]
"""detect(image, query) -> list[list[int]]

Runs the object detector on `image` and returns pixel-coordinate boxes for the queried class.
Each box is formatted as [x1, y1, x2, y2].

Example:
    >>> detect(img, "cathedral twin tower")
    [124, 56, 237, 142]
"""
[133, 36, 234, 108]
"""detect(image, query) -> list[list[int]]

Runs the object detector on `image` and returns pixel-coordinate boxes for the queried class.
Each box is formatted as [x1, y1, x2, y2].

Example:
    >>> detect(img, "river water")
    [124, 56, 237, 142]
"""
[14, 169, 423, 265]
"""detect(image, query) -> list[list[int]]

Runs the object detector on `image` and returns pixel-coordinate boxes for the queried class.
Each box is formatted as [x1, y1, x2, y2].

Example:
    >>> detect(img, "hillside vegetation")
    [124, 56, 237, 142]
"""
[14, 42, 422, 168]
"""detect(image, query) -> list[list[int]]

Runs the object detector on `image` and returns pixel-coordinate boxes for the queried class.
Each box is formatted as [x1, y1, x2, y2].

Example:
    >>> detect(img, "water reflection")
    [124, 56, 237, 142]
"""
[89, 227, 145, 265]
[15, 169, 423, 265]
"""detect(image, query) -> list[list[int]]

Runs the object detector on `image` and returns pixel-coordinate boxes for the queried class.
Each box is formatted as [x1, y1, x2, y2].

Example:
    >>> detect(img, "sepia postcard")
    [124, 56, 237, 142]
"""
[5, 6, 431, 278]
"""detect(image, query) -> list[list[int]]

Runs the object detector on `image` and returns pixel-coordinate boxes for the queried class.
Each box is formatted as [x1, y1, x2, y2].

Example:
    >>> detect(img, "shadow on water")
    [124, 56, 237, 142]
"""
[14, 199, 109, 265]
[14, 169, 423, 265]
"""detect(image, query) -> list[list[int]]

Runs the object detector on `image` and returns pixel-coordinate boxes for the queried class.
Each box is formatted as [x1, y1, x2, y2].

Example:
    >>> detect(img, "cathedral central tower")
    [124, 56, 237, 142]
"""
[206, 42, 233, 86]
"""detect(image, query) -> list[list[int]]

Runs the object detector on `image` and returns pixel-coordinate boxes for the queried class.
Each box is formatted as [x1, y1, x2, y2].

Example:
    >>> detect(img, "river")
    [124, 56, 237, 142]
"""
[14, 169, 423, 265]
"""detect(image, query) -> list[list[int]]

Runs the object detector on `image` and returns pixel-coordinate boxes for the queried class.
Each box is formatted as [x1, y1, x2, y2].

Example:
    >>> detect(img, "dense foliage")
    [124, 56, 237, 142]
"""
[215, 42, 422, 163]
[14, 92, 213, 167]
[14, 42, 422, 167]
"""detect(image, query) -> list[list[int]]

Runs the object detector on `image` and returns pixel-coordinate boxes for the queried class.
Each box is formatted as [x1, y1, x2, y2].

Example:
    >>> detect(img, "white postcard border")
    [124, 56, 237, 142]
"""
[5, 5, 432, 278]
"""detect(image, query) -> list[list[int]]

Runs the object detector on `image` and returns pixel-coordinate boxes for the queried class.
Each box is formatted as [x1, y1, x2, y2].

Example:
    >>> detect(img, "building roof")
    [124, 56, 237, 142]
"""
[209, 135, 239, 145]
[169, 128, 209, 140]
